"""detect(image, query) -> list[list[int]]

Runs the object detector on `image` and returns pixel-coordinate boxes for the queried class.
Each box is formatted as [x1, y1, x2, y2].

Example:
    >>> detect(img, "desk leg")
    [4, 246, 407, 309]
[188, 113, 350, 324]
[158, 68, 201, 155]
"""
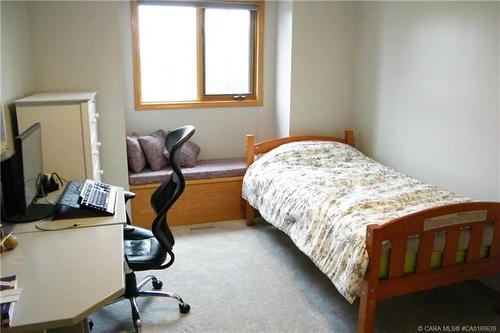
[46, 318, 90, 333]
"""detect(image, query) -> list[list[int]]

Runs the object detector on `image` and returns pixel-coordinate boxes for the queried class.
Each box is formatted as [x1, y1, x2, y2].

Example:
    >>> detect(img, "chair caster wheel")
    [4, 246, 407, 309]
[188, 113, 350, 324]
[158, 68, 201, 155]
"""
[134, 319, 142, 333]
[88, 318, 94, 330]
[179, 303, 191, 314]
[152, 278, 163, 290]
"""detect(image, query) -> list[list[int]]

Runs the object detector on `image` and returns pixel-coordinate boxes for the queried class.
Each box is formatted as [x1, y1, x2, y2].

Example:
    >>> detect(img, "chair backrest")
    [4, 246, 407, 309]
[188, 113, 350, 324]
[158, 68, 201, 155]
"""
[150, 126, 195, 260]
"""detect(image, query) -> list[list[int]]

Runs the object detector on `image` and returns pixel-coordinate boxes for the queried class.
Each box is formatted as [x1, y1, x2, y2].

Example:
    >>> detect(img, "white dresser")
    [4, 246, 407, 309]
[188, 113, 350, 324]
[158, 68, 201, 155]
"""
[15, 92, 103, 182]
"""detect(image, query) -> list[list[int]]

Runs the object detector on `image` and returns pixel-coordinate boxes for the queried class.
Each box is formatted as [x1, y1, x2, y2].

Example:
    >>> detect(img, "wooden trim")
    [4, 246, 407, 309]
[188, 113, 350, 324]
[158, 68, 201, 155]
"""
[246, 202, 255, 226]
[442, 227, 460, 267]
[244, 131, 355, 168]
[253, 133, 353, 156]
[187, 176, 243, 184]
[130, 176, 243, 190]
[248, 9, 256, 95]
[131, 0, 265, 110]
[130, 0, 142, 110]
[368, 202, 499, 239]
[377, 259, 500, 300]
[196, 8, 205, 101]
[491, 216, 500, 257]
[246, 134, 255, 167]
[200, 94, 258, 102]
[345, 129, 355, 145]
[245, 134, 256, 225]
[130, 176, 245, 227]
[358, 224, 382, 333]
[254, 0, 264, 106]
[359, 202, 500, 332]
[135, 99, 262, 110]
[388, 237, 406, 278]
[416, 231, 434, 272]
[466, 224, 485, 262]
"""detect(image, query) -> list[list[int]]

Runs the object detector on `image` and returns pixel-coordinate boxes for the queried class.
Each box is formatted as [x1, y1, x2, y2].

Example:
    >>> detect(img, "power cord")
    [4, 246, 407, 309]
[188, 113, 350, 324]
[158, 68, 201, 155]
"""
[35, 221, 81, 231]
[34, 173, 55, 207]
[33, 172, 67, 206]
[34, 171, 81, 231]
[51, 172, 67, 186]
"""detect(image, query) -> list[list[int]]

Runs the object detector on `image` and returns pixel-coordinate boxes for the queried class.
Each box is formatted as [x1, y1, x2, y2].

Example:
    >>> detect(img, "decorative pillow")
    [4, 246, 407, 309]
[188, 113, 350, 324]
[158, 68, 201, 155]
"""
[138, 130, 168, 171]
[163, 140, 201, 168]
[126, 132, 147, 173]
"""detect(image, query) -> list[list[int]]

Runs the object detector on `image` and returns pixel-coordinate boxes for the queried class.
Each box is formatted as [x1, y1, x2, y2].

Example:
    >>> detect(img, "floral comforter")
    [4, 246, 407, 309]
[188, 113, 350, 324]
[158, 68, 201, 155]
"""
[242, 141, 468, 303]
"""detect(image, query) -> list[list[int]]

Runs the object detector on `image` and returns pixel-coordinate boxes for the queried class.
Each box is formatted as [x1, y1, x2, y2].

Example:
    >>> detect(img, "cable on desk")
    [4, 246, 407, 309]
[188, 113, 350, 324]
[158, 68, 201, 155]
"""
[33, 173, 55, 207]
[35, 221, 81, 231]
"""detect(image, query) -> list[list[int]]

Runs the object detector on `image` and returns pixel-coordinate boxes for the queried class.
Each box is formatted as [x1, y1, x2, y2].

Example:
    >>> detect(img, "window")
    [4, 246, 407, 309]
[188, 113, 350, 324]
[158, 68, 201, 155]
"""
[131, 0, 265, 110]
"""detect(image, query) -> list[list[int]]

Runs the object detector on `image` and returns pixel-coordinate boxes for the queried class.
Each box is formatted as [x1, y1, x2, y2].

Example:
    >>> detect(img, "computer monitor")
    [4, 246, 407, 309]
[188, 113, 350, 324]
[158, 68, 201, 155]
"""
[1, 122, 54, 222]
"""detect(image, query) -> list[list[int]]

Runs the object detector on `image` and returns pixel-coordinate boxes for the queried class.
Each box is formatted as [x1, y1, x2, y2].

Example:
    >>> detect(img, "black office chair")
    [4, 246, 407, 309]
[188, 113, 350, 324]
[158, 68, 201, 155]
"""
[120, 125, 194, 333]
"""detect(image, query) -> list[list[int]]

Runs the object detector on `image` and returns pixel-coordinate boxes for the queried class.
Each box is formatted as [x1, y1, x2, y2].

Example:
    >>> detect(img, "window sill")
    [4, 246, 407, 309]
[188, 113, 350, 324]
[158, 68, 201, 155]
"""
[135, 98, 263, 110]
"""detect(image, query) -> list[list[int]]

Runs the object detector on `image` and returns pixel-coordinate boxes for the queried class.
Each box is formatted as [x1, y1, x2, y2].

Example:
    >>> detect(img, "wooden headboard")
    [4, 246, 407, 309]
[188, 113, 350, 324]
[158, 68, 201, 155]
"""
[245, 130, 355, 167]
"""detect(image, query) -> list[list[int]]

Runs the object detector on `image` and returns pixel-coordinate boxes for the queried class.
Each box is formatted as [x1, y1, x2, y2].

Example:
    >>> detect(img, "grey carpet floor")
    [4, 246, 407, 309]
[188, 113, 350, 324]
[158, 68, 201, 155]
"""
[91, 219, 500, 333]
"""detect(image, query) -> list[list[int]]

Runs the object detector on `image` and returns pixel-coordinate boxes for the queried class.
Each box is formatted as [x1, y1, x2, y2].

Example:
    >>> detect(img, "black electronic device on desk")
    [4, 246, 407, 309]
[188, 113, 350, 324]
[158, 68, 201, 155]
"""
[53, 180, 117, 220]
[1, 122, 54, 223]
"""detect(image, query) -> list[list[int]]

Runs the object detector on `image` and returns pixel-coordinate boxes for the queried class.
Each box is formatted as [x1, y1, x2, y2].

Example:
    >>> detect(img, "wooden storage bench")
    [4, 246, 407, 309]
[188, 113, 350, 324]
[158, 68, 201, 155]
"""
[129, 158, 246, 228]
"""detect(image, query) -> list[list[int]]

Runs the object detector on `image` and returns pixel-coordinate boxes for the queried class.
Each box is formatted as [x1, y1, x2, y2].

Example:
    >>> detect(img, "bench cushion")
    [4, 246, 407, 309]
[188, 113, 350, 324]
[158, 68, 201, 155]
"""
[129, 158, 246, 186]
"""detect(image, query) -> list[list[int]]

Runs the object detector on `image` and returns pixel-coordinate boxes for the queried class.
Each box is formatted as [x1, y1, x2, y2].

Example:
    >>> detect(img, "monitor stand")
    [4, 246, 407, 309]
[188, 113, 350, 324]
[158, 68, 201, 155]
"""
[2, 203, 54, 223]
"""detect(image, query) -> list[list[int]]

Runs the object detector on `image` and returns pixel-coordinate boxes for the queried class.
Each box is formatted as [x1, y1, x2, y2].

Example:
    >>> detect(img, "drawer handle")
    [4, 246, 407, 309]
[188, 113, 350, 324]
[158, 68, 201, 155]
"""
[99, 170, 104, 175]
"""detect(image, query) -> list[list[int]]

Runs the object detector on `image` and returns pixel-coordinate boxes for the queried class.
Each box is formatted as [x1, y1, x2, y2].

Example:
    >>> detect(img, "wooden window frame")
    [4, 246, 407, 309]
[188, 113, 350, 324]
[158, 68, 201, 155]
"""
[131, 0, 265, 110]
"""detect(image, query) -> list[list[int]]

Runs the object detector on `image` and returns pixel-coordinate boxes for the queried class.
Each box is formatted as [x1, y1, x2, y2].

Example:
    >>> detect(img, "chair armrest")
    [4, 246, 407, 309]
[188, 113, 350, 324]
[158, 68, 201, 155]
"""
[124, 191, 136, 225]
[124, 190, 136, 202]
[123, 225, 152, 240]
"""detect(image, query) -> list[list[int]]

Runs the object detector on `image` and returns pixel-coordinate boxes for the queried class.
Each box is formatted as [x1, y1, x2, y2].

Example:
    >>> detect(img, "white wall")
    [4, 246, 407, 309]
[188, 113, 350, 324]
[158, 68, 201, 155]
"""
[26, 1, 129, 188]
[0, 1, 36, 154]
[274, 0, 293, 138]
[20, 1, 278, 187]
[288, 1, 356, 137]
[121, 1, 277, 160]
[354, 2, 499, 200]
[8, 0, 498, 200]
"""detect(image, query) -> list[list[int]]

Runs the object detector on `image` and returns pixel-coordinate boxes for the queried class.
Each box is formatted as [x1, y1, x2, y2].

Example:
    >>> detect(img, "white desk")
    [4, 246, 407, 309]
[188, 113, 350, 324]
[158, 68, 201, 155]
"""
[1, 224, 124, 333]
[5, 186, 127, 235]
[1, 184, 127, 333]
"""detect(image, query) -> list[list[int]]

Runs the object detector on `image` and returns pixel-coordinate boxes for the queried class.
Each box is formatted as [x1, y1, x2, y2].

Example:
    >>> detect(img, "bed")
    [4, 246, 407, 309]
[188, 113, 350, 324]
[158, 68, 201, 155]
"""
[242, 130, 500, 333]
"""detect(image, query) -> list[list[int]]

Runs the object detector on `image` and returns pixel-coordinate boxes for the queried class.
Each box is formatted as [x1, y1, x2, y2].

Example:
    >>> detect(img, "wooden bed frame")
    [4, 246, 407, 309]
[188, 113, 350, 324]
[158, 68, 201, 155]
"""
[244, 130, 500, 333]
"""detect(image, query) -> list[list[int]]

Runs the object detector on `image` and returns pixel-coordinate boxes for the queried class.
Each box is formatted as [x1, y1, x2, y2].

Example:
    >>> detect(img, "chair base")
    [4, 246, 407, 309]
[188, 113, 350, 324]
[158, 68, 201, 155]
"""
[121, 272, 190, 333]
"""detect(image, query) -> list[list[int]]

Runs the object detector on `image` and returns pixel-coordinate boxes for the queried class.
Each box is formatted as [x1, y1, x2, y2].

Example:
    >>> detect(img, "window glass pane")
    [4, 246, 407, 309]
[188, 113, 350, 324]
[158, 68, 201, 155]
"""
[138, 5, 197, 102]
[204, 9, 252, 95]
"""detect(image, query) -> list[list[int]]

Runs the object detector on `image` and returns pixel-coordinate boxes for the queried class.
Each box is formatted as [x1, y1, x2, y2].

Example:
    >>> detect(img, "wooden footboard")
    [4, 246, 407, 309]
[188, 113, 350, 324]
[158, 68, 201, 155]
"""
[244, 130, 355, 225]
[359, 202, 500, 333]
